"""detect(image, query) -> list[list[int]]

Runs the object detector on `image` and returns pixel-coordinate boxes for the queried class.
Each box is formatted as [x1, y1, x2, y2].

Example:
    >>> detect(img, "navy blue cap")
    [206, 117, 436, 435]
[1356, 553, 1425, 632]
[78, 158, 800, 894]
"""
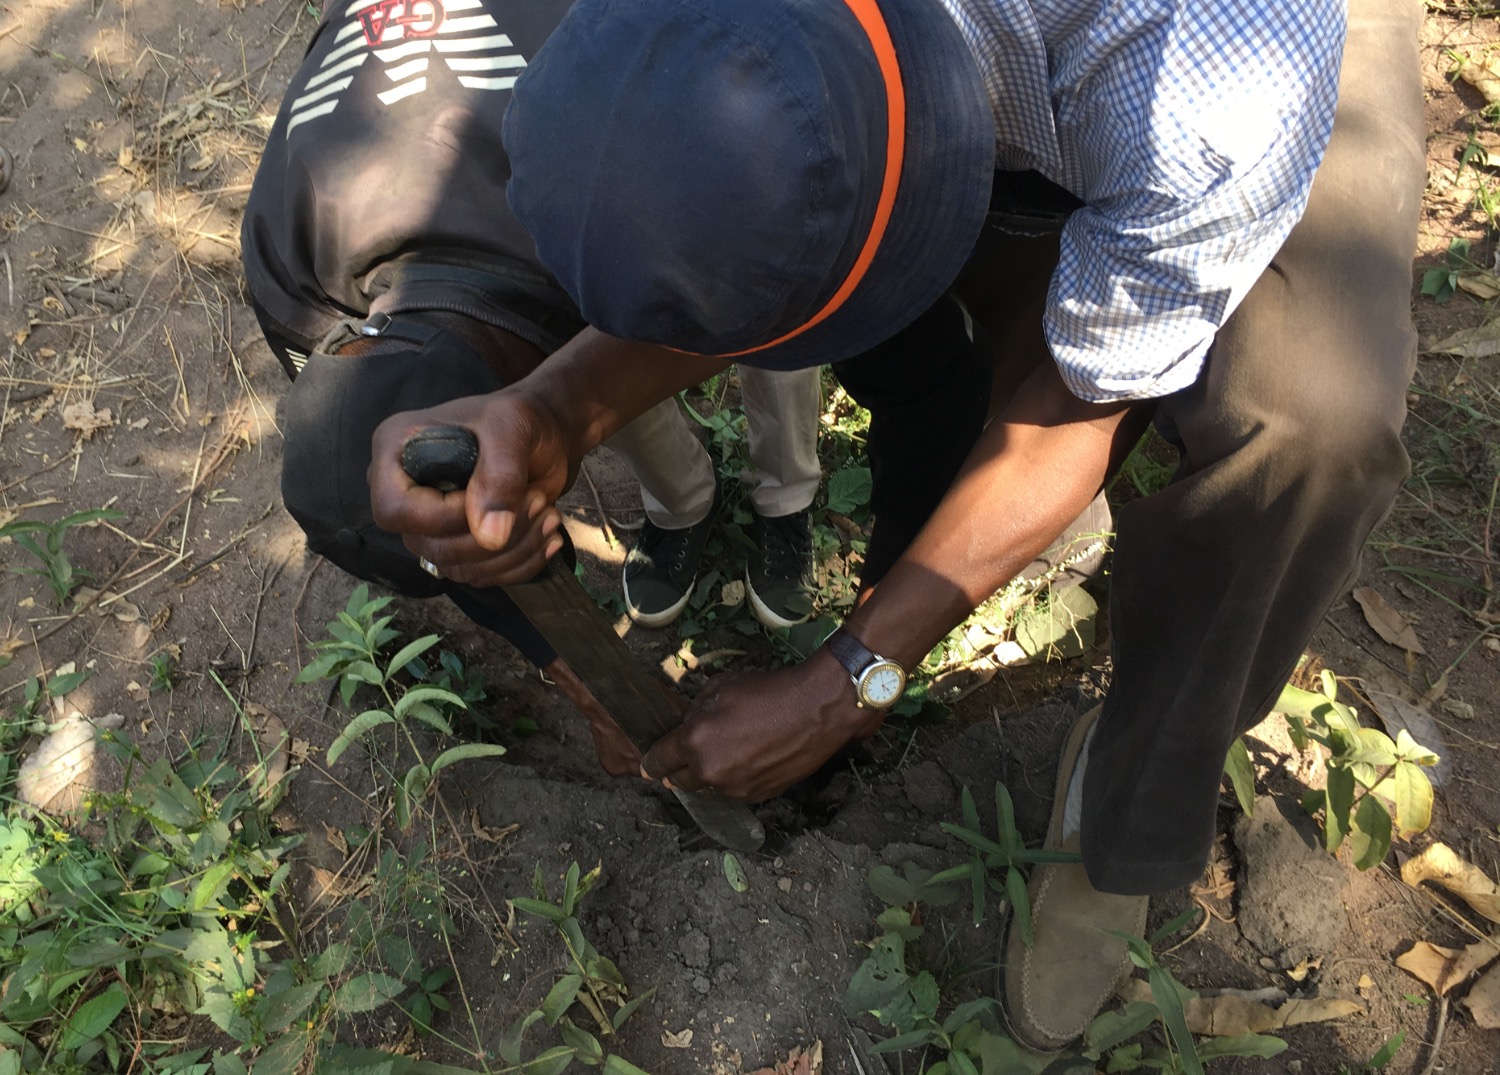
[503, 0, 994, 370]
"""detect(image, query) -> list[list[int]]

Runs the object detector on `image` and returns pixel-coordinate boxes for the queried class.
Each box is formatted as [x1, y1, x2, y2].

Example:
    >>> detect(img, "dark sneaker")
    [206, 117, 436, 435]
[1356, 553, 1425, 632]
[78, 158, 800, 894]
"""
[622, 489, 721, 628]
[746, 509, 815, 629]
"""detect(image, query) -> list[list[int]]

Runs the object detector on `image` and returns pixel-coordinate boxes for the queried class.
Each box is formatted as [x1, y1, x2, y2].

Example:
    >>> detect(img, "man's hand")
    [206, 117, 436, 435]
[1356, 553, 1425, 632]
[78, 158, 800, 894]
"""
[640, 650, 881, 802]
[369, 388, 578, 586]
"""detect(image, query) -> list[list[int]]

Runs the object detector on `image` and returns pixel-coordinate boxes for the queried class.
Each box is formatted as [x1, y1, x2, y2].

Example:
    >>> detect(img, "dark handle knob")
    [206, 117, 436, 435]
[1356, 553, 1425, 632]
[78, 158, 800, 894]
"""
[401, 424, 479, 491]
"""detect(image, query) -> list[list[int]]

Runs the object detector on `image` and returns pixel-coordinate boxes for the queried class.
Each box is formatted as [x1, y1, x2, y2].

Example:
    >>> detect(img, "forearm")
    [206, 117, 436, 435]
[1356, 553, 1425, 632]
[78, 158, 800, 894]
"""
[520, 328, 730, 452]
[843, 360, 1150, 669]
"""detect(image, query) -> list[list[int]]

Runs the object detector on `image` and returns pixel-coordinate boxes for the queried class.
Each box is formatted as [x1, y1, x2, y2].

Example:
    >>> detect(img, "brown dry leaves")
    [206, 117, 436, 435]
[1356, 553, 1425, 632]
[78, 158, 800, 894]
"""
[1401, 842, 1500, 923]
[1396, 935, 1500, 996]
[1351, 585, 1425, 654]
[61, 400, 115, 440]
[1117, 981, 1361, 1035]
[748, 1041, 822, 1075]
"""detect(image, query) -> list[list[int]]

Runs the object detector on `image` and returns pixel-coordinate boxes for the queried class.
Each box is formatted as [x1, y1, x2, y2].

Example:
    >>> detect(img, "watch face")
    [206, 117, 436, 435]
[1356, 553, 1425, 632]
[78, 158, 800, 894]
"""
[860, 661, 906, 707]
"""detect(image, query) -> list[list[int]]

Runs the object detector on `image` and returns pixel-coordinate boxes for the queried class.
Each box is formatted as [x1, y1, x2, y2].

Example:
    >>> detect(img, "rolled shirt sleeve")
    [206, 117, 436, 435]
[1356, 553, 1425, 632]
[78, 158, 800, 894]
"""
[1026, 0, 1348, 402]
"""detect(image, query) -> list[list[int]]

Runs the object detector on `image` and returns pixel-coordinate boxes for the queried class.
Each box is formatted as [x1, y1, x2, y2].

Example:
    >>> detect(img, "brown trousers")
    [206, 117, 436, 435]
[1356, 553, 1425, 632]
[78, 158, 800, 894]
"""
[958, 0, 1426, 894]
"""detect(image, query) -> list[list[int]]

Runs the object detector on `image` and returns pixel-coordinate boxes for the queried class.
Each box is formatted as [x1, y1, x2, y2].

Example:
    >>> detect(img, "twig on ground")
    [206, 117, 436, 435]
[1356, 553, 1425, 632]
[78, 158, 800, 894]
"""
[1417, 995, 1449, 1075]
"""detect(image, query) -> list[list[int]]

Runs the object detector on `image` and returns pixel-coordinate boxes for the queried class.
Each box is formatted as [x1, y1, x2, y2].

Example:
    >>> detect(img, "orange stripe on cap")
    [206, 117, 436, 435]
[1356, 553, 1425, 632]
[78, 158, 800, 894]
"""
[717, 0, 906, 358]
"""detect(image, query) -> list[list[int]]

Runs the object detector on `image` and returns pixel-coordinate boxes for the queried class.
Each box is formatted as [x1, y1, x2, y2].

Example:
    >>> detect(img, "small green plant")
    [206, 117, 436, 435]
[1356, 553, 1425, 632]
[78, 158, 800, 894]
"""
[148, 651, 178, 693]
[1335, 1029, 1407, 1073]
[1278, 671, 1440, 869]
[1420, 237, 1475, 304]
[846, 863, 1005, 1075]
[296, 584, 507, 829]
[504, 862, 655, 1074]
[930, 784, 1081, 941]
[0, 508, 125, 606]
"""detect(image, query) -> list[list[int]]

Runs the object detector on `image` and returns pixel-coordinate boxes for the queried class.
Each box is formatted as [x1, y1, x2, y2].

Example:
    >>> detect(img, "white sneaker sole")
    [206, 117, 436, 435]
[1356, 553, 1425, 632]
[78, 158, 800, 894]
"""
[745, 571, 811, 630]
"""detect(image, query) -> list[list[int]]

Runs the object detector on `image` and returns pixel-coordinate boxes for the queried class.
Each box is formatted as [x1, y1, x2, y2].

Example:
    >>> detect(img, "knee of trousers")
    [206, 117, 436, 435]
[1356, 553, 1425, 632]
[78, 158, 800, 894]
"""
[281, 462, 448, 601]
[1172, 386, 1411, 534]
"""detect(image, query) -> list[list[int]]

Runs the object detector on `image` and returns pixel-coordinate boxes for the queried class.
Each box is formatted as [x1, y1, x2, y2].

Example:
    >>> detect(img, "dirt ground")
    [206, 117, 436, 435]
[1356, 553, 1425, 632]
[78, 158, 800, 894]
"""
[3, 1, 1500, 1073]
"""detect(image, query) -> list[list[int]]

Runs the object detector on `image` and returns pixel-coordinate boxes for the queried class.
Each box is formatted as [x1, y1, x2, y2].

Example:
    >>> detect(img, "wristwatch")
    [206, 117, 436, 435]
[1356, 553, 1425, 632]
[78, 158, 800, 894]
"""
[825, 628, 907, 709]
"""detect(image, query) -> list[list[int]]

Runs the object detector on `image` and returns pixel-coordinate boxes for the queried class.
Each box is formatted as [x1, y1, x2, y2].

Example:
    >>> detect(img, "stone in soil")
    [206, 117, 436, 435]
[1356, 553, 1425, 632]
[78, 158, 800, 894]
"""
[1233, 795, 1349, 969]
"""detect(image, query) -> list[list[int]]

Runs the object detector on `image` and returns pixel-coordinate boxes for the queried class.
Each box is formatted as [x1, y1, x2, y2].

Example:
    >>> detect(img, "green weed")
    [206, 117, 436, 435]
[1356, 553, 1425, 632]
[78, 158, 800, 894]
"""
[504, 863, 655, 1074]
[0, 509, 125, 607]
[295, 584, 507, 830]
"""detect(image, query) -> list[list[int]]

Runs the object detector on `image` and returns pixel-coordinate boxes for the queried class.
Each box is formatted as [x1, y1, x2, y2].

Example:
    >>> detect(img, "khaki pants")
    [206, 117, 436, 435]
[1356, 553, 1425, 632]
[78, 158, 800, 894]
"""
[606, 366, 823, 527]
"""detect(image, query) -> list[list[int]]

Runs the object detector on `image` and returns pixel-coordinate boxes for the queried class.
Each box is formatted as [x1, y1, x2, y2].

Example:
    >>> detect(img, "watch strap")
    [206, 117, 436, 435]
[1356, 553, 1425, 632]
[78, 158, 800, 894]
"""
[825, 627, 876, 679]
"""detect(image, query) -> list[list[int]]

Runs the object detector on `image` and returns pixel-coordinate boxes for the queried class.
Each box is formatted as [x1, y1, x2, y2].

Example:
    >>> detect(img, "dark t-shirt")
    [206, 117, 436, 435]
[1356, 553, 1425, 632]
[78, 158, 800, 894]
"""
[242, 0, 583, 369]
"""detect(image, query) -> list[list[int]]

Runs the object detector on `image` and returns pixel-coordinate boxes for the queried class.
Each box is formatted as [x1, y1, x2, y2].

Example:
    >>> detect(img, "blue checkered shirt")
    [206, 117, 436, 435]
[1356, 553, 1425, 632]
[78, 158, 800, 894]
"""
[937, 0, 1346, 402]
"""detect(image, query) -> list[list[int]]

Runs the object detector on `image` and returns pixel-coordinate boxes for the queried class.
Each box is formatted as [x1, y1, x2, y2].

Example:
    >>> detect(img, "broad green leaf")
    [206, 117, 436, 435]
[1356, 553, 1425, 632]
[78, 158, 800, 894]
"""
[541, 974, 584, 1026]
[1349, 796, 1393, 870]
[498, 1009, 546, 1064]
[210, 1053, 249, 1075]
[386, 635, 441, 680]
[1005, 867, 1031, 945]
[1391, 760, 1433, 838]
[512, 897, 568, 922]
[189, 860, 237, 912]
[1324, 765, 1355, 853]
[394, 685, 467, 720]
[910, 971, 940, 1020]
[868, 1028, 938, 1054]
[430, 743, 507, 775]
[1194, 1033, 1288, 1060]
[523, 1045, 577, 1075]
[335, 972, 405, 1014]
[327, 710, 396, 766]
[940, 821, 1008, 859]
[1394, 728, 1441, 766]
[1145, 964, 1202, 1075]
[1348, 728, 1398, 767]
[722, 852, 749, 893]
[559, 1019, 604, 1065]
[1365, 1028, 1406, 1067]
[995, 782, 1020, 852]
[343, 659, 386, 686]
[602, 1057, 654, 1075]
[1084, 1001, 1159, 1058]
[826, 466, 873, 515]
[259, 980, 323, 1034]
[942, 997, 998, 1036]
[1223, 738, 1256, 816]
[60, 984, 129, 1049]
[247, 1032, 306, 1075]
[950, 1051, 981, 1075]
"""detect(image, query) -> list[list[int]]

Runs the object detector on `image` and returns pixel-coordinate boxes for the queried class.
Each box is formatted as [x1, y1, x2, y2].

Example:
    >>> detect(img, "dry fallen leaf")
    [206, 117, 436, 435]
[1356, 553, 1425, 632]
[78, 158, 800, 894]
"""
[1457, 272, 1500, 300]
[1465, 964, 1500, 1029]
[1396, 934, 1500, 995]
[1401, 843, 1500, 923]
[1118, 980, 1361, 1035]
[72, 586, 141, 623]
[61, 400, 115, 439]
[16, 711, 127, 814]
[1351, 586, 1426, 654]
[748, 1041, 823, 1075]
[469, 808, 519, 844]
[661, 1028, 694, 1049]
[1455, 50, 1500, 105]
[322, 822, 349, 858]
[1428, 322, 1500, 359]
